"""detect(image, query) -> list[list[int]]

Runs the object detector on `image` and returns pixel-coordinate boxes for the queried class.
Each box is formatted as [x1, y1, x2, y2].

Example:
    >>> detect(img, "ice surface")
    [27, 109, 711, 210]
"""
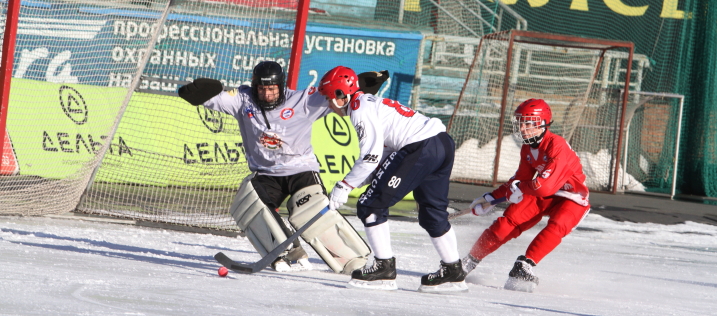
[0, 212, 715, 315]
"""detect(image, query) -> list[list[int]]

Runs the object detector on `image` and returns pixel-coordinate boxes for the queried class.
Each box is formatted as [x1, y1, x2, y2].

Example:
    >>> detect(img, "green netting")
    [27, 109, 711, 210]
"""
[687, 1, 717, 198]
[361, 0, 716, 198]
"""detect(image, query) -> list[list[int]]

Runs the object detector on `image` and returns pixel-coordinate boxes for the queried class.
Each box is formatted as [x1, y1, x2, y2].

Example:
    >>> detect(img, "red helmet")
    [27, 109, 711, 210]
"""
[318, 66, 359, 100]
[513, 99, 552, 145]
[514, 98, 552, 125]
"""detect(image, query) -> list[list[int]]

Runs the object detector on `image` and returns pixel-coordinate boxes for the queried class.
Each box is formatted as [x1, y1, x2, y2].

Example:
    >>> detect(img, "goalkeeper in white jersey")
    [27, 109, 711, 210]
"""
[317, 66, 467, 293]
[177, 61, 371, 274]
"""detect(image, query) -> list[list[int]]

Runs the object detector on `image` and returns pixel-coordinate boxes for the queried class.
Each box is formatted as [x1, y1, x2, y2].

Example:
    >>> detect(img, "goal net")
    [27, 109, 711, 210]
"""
[0, 0, 299, 231]
[447, 30, 636, 192]
[620, 91, 684, 198]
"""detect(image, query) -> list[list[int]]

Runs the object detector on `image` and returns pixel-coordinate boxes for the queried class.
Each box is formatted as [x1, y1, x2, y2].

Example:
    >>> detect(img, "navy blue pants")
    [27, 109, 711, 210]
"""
[356, 132, 455, 238]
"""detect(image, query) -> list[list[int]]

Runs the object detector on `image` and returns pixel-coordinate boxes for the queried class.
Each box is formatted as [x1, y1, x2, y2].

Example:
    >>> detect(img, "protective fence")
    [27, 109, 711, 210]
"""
[687, 1, 717, 200]
[373, 0, 527, 120]
[368, 0, 714, 198]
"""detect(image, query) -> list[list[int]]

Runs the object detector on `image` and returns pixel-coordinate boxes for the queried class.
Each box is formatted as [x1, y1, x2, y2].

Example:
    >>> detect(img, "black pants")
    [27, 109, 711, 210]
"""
[251, 171, 326, 249]
[356, 132, 455, 238]
[251, 171, 326, 211]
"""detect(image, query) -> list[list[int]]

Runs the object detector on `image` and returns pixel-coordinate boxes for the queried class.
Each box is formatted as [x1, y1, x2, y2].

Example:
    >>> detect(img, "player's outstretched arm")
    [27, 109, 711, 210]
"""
[177, 78, 223, 105]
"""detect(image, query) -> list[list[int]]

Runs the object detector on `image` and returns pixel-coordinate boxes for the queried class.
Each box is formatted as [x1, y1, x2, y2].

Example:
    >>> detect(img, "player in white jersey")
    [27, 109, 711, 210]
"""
[317, 66, 468, 293]
[177, 62, 371, 274]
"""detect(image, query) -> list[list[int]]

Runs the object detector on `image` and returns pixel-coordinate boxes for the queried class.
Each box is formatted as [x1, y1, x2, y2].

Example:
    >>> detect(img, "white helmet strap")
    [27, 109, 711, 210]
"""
[330, 98, 347, 109]
[331, 97, 349, 116]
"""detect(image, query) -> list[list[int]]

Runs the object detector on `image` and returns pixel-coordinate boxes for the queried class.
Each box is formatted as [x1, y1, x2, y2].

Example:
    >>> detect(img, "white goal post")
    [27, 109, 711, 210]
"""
[621, 91, 684, 199]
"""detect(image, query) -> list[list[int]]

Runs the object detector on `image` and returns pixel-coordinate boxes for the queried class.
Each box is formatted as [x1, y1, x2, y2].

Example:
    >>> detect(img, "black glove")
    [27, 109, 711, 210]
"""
[358, 70, 389, 95]
[177, 78, 223, 105]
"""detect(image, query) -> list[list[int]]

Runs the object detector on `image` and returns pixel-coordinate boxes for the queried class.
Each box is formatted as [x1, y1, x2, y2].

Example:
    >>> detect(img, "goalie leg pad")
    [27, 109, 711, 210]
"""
[288, 185, 371, 274]
[229, 174, 288, 257]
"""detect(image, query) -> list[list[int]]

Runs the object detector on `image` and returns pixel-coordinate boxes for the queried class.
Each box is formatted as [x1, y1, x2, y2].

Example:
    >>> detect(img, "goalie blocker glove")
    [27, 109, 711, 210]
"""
[178, 78, 223, 105]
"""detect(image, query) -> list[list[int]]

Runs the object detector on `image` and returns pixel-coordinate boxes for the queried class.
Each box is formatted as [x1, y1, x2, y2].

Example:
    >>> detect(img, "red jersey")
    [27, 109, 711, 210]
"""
[492, 130, 589, 207]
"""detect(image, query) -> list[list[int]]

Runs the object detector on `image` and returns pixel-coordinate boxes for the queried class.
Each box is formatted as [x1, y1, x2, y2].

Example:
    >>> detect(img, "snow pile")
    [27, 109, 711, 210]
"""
[450, 136, 522, 182]
[578, 149, 646, 191]
[451, 136, 646, 192]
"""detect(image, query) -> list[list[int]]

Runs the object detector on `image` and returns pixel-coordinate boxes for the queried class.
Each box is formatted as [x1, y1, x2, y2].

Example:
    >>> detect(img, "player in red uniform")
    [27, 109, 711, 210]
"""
[461, 98, 591, 292]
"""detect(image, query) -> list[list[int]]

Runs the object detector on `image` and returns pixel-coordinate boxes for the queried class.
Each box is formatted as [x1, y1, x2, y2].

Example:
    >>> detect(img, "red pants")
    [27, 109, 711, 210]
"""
[469, 194, 590, 264]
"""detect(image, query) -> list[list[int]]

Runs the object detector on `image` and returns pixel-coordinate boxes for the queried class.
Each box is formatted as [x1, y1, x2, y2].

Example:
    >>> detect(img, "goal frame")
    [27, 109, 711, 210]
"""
[448, 30, 634, 193]
[621, 90, 684, 199]
[0, 0, 21, 173]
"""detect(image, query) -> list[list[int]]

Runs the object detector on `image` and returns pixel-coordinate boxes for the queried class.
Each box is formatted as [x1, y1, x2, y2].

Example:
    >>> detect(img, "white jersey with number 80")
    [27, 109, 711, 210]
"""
[342, 92, 445, 188]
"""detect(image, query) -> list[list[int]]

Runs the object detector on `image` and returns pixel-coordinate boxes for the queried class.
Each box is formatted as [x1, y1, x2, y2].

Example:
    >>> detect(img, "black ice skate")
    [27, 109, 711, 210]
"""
[504, 255, 539, 292]
[347, 257, 397, 290]
[461, 254, 481, 275]
[418, 260, 469, 293]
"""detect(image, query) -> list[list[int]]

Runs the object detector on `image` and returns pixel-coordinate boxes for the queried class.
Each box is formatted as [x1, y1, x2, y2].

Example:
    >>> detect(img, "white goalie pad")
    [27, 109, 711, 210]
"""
[287, 185, 371, 274]
[229, 174, 288, 257]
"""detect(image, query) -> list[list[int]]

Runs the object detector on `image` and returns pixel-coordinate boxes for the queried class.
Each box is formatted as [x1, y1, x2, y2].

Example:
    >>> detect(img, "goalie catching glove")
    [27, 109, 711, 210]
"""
[177, 78, 223, 105]
[357, 70, 389, 95]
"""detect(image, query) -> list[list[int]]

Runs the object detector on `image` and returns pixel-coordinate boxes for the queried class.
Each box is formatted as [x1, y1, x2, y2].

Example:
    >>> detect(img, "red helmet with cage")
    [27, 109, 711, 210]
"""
[318, 66, 359, 100]
[513, 98, 553, 145]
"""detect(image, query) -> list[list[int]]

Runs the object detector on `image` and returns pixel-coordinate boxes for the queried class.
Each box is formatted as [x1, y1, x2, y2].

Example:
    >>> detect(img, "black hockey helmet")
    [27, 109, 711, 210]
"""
[251, 61, 286, 110]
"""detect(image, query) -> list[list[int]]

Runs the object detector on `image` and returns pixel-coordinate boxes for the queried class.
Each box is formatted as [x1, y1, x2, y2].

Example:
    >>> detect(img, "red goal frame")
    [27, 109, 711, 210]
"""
[448, 30, 634, 193]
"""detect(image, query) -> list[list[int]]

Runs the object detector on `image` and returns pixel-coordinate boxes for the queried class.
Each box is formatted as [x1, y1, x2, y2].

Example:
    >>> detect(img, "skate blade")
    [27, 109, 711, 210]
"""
[347, 279, 398, 291]
[504, 277, 537, 293]
[418, 281, 469, 293]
